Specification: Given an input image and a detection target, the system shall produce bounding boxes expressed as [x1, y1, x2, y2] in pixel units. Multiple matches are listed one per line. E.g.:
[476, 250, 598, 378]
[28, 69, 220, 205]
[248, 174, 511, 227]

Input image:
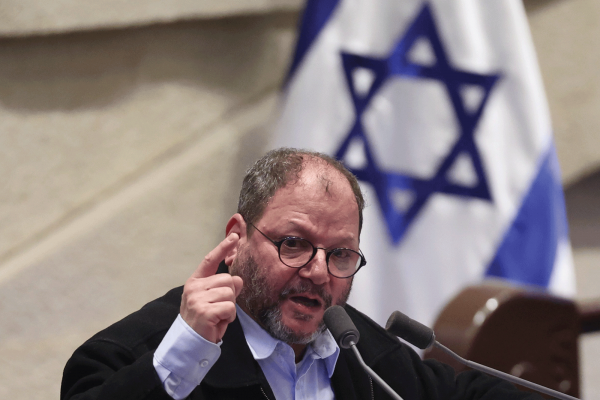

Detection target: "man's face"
[231, 163, 359, 343]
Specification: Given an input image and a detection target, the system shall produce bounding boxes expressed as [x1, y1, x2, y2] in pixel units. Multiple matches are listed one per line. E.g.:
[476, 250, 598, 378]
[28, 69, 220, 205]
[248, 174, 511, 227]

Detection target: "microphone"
[385, 310, 435, 350]
[323, 305, 360, 348]
[323, 306, 404, 400]
[385, 310, 579, 400]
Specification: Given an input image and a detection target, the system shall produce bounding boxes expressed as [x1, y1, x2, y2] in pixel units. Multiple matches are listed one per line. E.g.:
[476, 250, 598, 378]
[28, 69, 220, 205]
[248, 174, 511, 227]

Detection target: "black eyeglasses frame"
[247, 222, 366, 279]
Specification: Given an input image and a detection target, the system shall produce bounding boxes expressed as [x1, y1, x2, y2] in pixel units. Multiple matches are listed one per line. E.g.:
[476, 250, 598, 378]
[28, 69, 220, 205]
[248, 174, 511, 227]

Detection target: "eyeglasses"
[248, 222, 366, 279]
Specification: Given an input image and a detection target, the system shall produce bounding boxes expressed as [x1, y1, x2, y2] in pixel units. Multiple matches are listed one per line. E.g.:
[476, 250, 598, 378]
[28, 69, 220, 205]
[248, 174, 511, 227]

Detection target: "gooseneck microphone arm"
[432, 341, 578, 400]
[348, 344, 404, 400]
[385, 310, 579, 400]
[324, 306, 404, 400]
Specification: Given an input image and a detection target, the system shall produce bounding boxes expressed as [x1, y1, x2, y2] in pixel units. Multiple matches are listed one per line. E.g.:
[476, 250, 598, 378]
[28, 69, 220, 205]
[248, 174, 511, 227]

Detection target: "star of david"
[335, 3, 501, 245]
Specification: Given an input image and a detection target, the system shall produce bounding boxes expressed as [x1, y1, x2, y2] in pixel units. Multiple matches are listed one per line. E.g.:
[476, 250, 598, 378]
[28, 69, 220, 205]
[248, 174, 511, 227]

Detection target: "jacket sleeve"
[61, 339, 173, 400]
[61, 287, 184, 400]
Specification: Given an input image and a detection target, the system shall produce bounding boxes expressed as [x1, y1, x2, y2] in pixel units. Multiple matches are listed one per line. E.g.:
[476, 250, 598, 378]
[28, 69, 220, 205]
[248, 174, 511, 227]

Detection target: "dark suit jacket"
[61, 285, 542, 400]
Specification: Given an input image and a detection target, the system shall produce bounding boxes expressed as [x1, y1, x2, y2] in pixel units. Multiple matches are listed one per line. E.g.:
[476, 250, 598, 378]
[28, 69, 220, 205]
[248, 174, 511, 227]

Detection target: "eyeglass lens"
[279, 238, 361, 277]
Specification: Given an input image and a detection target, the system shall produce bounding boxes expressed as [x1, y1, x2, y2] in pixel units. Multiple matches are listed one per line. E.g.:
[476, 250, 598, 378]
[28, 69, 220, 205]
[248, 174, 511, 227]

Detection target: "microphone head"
[323, 305, 360, 349]
[385, 310, 435, 350]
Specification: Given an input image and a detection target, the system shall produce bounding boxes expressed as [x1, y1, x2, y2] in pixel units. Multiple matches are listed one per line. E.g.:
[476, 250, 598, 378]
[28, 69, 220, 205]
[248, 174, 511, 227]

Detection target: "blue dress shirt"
[153, 306, 340, 400]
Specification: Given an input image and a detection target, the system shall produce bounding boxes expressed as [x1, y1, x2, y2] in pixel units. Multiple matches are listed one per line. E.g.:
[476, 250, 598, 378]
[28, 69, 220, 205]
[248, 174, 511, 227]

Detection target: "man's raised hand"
[180, 233, 244, 343]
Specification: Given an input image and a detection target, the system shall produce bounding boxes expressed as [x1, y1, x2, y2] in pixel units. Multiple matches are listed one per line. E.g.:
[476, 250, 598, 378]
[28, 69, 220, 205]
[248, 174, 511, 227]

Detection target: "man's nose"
[298, 248, 330, 285]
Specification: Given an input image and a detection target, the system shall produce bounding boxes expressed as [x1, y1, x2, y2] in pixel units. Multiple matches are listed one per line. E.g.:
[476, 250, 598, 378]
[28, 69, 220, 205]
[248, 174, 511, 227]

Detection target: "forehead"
[281, 161, 352, 200]
[258, 162, 360, 235]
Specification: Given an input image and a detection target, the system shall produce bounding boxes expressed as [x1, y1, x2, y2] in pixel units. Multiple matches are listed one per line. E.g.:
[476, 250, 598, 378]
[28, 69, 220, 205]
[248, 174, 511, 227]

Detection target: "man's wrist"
[153, 314, 221, 399]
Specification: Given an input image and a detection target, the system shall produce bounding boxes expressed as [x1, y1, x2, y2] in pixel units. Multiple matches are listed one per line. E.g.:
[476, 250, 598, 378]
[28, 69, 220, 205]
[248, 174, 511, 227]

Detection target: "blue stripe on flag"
[485, 145, 569, 287]
[285, 0, 340, 84]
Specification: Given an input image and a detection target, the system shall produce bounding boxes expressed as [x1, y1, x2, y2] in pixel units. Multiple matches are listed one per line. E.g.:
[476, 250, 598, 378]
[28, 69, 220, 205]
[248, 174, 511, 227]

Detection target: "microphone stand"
[385, 309, 580, 400]
[348, 341, 404, 400]
[433, 342, 579, 400]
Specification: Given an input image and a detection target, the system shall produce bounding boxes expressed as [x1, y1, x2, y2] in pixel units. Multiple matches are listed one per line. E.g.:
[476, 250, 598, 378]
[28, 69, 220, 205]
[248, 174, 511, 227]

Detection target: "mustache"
[280, 280, 333, 309]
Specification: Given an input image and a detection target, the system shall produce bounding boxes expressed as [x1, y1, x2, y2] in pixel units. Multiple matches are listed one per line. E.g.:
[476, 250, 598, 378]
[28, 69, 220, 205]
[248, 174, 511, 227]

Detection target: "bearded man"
[61, 148, 541, 400]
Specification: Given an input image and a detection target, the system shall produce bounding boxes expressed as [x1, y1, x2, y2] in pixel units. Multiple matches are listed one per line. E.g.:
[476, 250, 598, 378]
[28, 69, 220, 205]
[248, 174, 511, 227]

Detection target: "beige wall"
[527, 3, 600, 396]
[0, 15, 297, 268]
[0, 10, 300, 399]
[0, 0, 302, 36]
[1, 1, 600, 399]
[527, 0, 600, 184]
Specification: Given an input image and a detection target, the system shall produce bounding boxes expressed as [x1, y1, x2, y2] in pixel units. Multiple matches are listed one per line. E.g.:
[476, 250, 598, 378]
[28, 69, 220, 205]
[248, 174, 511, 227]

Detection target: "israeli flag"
[270, 0, 575, 328]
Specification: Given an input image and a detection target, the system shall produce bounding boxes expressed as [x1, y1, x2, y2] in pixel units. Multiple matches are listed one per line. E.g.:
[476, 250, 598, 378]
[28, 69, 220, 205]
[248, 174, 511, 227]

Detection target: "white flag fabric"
[270, 0, 575, 328]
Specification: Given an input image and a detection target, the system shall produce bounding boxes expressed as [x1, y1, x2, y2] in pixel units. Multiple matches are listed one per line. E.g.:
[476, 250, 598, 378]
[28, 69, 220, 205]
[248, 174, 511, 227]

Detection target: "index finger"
[191, 233, 239, 279]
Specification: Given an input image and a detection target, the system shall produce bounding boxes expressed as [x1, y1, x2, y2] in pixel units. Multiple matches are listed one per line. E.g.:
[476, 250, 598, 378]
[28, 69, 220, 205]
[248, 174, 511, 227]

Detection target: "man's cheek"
[334, 281, 353, 306]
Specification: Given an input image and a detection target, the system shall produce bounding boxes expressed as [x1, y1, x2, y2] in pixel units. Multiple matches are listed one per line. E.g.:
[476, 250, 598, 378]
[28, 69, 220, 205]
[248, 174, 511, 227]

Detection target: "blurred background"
[0, 0, 599, 398]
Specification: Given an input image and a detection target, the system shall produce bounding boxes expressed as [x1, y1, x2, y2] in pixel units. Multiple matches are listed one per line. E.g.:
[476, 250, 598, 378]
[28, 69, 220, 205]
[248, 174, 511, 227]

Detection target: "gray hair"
[237, 148, 365, 234]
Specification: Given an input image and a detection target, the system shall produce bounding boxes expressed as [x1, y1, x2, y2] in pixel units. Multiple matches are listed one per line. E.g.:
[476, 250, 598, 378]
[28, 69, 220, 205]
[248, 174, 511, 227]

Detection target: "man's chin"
[260, 304, 326, 345]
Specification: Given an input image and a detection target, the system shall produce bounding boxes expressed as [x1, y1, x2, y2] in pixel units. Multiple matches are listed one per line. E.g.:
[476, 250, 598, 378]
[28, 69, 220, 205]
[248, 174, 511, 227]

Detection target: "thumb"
[232, 276, 244, 298]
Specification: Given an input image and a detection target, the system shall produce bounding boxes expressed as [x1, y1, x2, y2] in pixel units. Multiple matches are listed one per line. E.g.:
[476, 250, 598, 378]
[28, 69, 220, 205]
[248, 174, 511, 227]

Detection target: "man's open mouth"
[290, 296, 322, 308]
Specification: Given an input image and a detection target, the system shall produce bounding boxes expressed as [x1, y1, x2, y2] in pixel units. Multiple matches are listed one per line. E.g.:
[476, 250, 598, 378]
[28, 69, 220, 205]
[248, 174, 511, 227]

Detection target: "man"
[62, 148, 541, 400]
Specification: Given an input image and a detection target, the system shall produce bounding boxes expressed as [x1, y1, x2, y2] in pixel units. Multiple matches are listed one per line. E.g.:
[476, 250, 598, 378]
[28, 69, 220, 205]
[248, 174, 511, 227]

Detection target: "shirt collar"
[236, 305, 340, 378]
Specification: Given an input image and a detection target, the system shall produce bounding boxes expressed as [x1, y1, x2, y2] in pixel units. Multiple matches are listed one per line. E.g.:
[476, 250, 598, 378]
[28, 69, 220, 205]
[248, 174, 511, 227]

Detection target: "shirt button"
[200, 359, 209, 368]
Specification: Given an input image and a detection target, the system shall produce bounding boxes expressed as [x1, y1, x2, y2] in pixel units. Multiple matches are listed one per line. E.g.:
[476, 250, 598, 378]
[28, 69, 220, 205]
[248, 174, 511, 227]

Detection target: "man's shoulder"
[85, 286, 184, 352]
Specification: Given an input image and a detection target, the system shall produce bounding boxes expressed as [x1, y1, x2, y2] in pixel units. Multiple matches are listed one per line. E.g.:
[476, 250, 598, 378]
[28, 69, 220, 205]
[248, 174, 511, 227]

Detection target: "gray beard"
[232, 251, 351, 345]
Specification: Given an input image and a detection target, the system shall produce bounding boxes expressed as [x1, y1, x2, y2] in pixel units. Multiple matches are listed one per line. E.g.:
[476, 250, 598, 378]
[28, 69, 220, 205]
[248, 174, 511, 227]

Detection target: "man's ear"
[224, 213, 246, 266]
